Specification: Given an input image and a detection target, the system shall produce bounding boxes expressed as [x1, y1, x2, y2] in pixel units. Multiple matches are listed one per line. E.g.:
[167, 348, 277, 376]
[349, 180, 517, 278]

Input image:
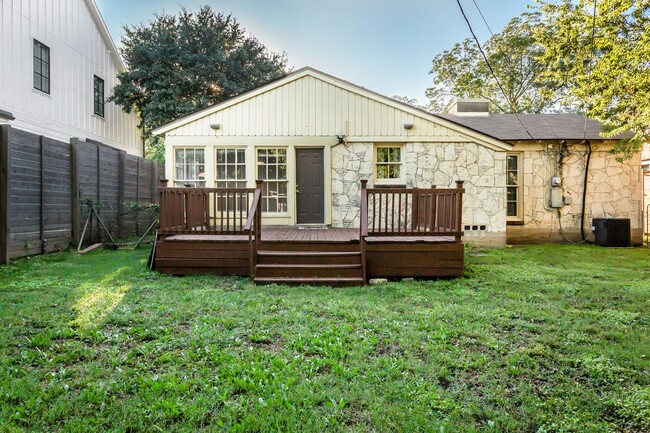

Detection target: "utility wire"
[454, 0, 536, 141]
[583, 0, 598, 140]
[471, 0, 494, 36]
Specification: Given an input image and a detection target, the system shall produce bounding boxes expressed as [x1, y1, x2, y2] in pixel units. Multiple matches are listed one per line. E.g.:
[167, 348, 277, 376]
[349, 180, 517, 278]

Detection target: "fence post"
[455, 180, 465, 241]
[150, 160, 158, 203]
[70, 138, 81, 247]
[95, 143, 101, 243]
[0, 125, 11, 264]
[117, 151, 126, 239]
[40, 136, 45, 254]
[135, 158, 141, 235]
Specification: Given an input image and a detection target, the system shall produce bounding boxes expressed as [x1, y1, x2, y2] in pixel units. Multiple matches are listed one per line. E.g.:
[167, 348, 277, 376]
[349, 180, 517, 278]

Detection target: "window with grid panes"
[216, 148, 246, 188]
[174, 148, 205, 187]
[506, 154, 521, 218]
[33, 40, 50, 94]
[216, 148, 247, 211]
[93, 76, 105, 117]
[375, 145, 403, 182]
[257, 148, 287, 213]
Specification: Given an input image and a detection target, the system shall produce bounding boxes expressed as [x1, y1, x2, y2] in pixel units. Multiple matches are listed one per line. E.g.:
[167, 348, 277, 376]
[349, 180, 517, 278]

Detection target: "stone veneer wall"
[331, 142, 507, 245]
[507, 141, 643, 244]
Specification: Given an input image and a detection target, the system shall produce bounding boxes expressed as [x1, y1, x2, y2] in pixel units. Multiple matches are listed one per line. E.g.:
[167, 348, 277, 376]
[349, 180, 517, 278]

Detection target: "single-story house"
[152, 67, 643, 246]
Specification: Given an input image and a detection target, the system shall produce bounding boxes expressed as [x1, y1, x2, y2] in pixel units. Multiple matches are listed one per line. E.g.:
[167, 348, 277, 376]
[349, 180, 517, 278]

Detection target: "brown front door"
[296, 148, 324, 224]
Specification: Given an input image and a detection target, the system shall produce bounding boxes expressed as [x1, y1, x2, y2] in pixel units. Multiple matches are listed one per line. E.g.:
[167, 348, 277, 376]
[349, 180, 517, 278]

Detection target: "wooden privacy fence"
[0, 125, 158, 263]
[360, 179, 465, 240]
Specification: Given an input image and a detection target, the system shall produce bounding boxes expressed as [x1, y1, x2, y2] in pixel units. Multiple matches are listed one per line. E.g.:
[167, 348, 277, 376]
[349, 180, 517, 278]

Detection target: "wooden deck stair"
[253, 242, 364, 287]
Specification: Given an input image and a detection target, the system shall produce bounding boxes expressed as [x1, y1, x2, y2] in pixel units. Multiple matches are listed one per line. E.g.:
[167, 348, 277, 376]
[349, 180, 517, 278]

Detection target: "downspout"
[580, 141, 592, 241]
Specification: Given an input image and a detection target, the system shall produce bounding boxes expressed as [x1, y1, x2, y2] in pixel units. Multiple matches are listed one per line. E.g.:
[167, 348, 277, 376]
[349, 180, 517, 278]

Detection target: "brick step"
[253, 277, 365, 287]
[255, 263, 362, 279]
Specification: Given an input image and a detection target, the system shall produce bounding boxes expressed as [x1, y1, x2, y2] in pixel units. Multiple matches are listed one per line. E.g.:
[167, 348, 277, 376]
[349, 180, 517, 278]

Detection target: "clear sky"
[96, 0, 532, 103]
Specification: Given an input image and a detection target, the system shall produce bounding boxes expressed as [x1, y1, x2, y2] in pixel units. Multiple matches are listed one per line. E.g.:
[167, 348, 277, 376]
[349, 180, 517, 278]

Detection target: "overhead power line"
[583, 0, 598, 140]
[454, 0, 536, 141]
[471, 0, 494, 36]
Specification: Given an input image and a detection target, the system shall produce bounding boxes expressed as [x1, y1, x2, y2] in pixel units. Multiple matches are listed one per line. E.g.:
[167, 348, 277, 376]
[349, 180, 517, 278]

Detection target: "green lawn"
[0, 245, 648, 432]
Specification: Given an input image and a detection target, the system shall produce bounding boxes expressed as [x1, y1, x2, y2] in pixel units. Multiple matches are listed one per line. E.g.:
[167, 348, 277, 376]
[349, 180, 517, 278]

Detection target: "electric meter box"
[550, 187, 564, 208]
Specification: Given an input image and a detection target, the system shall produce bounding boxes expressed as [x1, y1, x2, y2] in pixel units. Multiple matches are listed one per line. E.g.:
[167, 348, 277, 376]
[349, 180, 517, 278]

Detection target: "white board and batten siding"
[164, 73, 461, 140]
[0, 0, 141, 156]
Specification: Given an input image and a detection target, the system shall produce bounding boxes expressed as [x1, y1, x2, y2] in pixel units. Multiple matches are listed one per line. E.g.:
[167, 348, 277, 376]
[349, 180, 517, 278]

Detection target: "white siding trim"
[152, 67, 512, 151]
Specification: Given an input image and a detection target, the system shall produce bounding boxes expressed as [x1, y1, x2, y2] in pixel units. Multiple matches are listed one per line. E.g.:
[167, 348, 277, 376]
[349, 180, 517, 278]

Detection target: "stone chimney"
[448, 99, 490, 116]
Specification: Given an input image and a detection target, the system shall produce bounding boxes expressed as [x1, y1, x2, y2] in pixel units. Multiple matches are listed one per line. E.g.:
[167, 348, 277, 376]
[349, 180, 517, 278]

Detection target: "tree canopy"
[427, 14, 568, 114]
[110, 5, 287, 139]
[535, 0, 650, 157]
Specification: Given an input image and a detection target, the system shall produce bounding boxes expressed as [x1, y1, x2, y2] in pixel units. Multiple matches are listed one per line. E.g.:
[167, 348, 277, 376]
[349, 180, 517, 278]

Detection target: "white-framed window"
[174, 148, 205, 187]
[257, 148, 288, 213]
[375, 144, 403, 183]
[506, 153, 522, 220]
[216, 148, 246, 188]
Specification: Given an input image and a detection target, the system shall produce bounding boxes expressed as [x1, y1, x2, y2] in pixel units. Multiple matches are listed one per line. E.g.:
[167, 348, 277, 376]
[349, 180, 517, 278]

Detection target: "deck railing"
[159, 185, 260, 235]
[360, 179, 465, 241]
[158, 181, 263, 275]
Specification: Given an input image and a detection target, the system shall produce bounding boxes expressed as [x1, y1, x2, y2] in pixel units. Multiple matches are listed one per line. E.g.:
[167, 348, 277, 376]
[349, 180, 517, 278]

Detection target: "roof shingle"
[435, 113, 631, 141]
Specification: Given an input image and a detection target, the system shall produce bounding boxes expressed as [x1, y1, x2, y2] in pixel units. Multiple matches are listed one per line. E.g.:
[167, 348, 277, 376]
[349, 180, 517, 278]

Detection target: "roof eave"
[85, 0, 126, 71]
[152, 66, 512, 151]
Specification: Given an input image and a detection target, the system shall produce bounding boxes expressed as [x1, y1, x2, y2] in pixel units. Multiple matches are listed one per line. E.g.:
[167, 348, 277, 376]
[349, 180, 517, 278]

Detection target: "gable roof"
[84, 0, 126, 71]
[151, 67, 512, 151]
[436, 113, 633, 141]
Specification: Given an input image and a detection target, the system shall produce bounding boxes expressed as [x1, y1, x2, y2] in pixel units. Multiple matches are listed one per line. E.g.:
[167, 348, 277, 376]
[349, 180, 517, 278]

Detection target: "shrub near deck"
[0, 245, 648, 432]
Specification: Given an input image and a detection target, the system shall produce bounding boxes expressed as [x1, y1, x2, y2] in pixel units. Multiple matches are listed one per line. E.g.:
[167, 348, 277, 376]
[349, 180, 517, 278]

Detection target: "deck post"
[255, 179, 263, 237]
[360, 179, 368, 282]
[251, 179, 263, 277]
[455, 180, 465, 241]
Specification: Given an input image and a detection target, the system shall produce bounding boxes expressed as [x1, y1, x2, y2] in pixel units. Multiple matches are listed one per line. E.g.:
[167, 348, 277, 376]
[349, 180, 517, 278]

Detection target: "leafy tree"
[535, 0, 650, 157]
[392, 95, 432, 112]
[110, 5, 287, 146]
[427, 14, 569, 113]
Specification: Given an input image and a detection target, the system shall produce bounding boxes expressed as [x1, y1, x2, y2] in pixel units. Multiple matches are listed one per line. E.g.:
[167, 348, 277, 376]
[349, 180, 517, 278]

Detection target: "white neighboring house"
[0, 0, 141, 156]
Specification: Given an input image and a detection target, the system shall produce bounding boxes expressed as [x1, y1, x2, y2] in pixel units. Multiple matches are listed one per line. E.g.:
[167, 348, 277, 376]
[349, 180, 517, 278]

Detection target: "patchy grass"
[0, 245, 648, 432]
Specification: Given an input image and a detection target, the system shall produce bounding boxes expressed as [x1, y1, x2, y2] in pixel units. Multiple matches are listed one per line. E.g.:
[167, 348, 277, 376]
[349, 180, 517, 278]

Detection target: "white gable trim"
[152, 67, 512, 151]
[85, 0, 126, 71]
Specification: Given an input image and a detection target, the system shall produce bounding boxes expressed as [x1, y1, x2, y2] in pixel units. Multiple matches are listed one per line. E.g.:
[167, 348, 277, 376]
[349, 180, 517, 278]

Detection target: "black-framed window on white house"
[93, 76, 105, 117]
[33, 40, 50, 94]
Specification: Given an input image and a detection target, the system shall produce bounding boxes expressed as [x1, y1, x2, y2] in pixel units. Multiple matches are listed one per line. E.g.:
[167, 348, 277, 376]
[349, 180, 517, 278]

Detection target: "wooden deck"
[152, 181, 466, 285]
[154, 227, 463, 284]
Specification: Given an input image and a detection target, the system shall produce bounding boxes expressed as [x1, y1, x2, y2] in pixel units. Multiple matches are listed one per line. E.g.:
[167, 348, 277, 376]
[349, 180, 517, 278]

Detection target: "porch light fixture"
[210, 123, 221, 130]
[403, 122, 414, 130]
[336, 135, 345, 144]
